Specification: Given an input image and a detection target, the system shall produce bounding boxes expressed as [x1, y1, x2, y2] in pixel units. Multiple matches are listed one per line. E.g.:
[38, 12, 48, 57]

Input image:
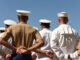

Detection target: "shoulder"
[0, 33, 5, 37]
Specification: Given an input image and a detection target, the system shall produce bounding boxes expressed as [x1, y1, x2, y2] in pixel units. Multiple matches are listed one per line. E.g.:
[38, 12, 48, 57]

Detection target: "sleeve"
[70, 51, 78, 59]
[34, 30, 43, 42]
[1, 26, 12, 41]
[76, 39, 80, 50]
[70, 33, 80, 59]
[50, 30, 68, 60]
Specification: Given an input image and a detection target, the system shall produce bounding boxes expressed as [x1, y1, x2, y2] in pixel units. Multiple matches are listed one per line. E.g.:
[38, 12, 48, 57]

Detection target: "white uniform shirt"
[37, 28, 53, 60]
[50, 24, 79, 60]
[0, 33, 12, 60]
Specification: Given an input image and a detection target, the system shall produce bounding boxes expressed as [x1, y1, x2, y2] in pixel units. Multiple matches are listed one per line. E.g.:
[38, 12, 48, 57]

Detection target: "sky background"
[0, 0, 80, 34]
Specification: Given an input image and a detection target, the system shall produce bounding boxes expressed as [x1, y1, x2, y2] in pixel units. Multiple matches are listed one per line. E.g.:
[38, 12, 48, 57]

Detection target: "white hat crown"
[40, 19, 51, 23]
[0, 27, 5, 30]
[4, 20, 17, 25]
[58, 12, 69, 17]
[16, 10, 31, 16]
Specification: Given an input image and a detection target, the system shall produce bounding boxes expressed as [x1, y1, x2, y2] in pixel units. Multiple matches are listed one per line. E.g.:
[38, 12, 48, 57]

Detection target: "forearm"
[0, 39, 16, 51]
[34, 49, 46, 54]
[27, 40, 44, 52]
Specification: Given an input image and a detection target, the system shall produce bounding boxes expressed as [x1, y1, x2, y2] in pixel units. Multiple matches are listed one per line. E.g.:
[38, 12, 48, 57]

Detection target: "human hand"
[16, 46, 27, 54]
[77, 50, 80, 56]
[68, 55, 72, 60]
[32, 54, 37, 60]
[45, 51, 54, 58]
[6, 53, 11, 60]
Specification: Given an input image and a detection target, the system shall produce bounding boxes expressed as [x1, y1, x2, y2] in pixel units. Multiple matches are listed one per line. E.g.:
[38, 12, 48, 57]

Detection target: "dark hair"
[5, 24, 10, 27]
[41, 23, 50, 28]
[18, 15, 28, 22]
[59, 17, 68, 24]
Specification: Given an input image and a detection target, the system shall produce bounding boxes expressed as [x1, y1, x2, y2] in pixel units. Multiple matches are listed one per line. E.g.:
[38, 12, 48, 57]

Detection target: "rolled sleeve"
[34, 30, 42, 42]
[2, 26, 12, 41]
[70, 51, 79, 59]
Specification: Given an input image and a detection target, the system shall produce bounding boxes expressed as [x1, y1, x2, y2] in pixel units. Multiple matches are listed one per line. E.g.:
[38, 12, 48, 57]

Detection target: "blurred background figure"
[0, 27, 5, 34]
[0, 19, 17, 60]
[32, 19, 54, 60]
[50, 12, 80, 60]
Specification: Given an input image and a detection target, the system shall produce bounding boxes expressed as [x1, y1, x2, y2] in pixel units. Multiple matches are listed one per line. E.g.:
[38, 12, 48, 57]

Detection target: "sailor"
[32, 19, 54, 60]
[50, 12, 80, 60]
[0, 27, 5, 33]
[0, 20, 17, 60]
[0, 10, 44, 60]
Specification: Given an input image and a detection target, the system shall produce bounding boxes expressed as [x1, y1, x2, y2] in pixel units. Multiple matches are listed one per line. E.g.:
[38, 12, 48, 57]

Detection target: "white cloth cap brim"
[16, 10, 31, 16]
[4, 20, 17, 25]
[58, 12, 69, 17]
[40, 19, 51, 23]
[0, 27, 5, 30]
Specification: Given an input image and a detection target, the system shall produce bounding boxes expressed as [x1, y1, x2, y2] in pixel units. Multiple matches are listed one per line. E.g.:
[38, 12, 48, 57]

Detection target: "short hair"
[18, 15, 28, 21]
[5, 24, 10, 27]
[41, 23, 50, 28]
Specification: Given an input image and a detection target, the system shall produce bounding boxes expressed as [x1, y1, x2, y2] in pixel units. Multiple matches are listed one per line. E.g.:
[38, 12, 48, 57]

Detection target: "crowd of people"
[0, 10, 80, 60]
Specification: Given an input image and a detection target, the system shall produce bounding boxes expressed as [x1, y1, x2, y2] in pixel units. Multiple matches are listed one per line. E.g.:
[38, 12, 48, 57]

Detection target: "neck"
[19, 20, 27, 24]
[41, 27, 48, 30]
[59, 22, 67, 25]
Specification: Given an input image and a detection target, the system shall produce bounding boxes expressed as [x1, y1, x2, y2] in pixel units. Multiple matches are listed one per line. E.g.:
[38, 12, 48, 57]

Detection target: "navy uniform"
[50, 12, 80, 60]
[0, 20, 17, 60]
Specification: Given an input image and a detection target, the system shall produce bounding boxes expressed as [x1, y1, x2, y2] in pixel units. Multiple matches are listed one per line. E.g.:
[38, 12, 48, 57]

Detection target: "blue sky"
[0, 0, 80, 34]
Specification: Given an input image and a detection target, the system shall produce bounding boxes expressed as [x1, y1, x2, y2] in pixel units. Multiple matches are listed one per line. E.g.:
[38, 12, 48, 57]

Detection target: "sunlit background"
[0, 0, 80, 35]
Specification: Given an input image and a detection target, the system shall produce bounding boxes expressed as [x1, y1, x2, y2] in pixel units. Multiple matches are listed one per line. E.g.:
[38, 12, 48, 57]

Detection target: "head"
[5, 25, 11, 30]
[4, 20, 17, 30]
[58, 17, 68, 24]
[41, 23, 50, 30]
[18, 15, 28, 23]
[40, 19, 51, 30]
[16, 10, 31, 23]
[58, 12, 69, 25]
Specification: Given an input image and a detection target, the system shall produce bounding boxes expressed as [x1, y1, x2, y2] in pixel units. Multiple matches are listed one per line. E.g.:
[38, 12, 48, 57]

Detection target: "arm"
[70, 33, 80, 59]
[0, 38, 16, 51]
[0, 27, 16, 51]
[17, 30, 44, 53]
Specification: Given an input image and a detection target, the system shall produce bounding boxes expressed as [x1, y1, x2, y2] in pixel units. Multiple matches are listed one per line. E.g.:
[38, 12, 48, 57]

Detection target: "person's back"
[7, 22, 40, 48]
[0, 10, 43, 60]
[39, 28, 52, 50]
[35, 19, 54, 60]
[50, 12, 80, 60]
[53, 24, 79, 54]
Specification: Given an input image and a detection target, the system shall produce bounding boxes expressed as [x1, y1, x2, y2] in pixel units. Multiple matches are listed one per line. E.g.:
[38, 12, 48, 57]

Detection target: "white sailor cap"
[58, 12, 69, 17]
[33, 27, 38, 30]
[0, 27, 5, 30]
[4, 20, 17, 26]
[39, 19, 51, 23]
[16, 10, 31, 16]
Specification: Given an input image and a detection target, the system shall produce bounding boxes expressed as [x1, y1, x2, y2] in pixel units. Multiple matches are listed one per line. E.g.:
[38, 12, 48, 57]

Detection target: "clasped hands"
[16, 46, 28, 54]
[45, 50, 54, 58]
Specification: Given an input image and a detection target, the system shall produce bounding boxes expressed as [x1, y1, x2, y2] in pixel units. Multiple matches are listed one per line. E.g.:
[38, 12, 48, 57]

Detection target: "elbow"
[0, 38, 3, 43]
[40, 39, 44, 46]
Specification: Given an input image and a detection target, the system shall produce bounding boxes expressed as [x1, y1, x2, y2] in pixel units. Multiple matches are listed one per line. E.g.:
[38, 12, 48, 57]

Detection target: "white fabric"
[4, 20, 17, 25]
[36, 57, 53, 60]
[16, 10, 31, 16]
[58, 12, 69, 17]
[0, 33, 12, 60]
[37, 28, 53, 60]
[50, 24, 79, 60]
[40, 19, 51, 23]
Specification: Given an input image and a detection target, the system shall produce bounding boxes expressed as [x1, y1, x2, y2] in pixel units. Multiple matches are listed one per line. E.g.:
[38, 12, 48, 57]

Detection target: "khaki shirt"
[2, 22, 42, 48]
[76, 40, 80, 50]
